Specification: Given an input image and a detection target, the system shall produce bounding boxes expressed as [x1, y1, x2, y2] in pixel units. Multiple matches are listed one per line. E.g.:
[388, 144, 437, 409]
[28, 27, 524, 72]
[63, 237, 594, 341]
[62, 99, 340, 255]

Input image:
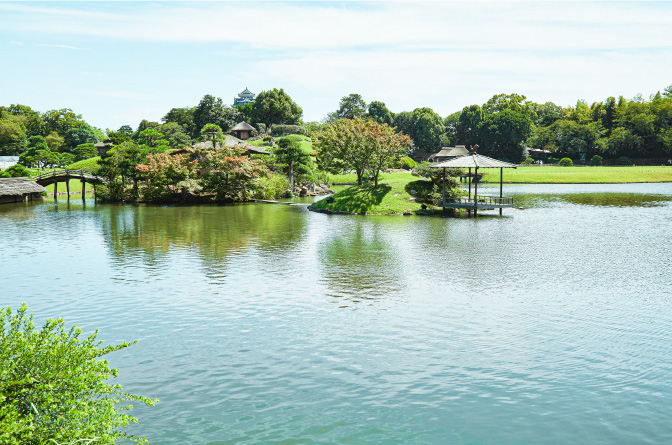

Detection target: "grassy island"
[310, 172, 438, 215]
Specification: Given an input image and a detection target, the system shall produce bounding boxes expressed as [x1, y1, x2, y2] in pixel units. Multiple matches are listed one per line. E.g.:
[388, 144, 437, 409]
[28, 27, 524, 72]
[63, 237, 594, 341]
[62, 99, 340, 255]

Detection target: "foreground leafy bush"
[559, 157, 573, 167]
[590, 155, 603, 166]
[399, 156, 417, 170]
[252, 174, 290, 199]
[0, 305, 156, 444]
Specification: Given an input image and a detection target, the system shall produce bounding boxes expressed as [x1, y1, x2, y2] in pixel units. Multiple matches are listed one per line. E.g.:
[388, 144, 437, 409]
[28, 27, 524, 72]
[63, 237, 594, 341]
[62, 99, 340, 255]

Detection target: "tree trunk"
[357, 170, 363, 185]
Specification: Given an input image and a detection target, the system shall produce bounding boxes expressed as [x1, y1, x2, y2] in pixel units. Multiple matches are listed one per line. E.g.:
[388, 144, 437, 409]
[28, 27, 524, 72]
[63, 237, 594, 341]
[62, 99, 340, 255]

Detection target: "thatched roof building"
[231, 121, 256, 140]
[429, 145, 469, 163]
[0, 177, 47, 204]
[95, 141, 113, 156]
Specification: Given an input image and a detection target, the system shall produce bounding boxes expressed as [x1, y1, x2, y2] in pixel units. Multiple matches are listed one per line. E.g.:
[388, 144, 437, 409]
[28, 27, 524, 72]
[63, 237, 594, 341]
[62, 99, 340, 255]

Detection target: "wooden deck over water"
[438, 195, 514, 210]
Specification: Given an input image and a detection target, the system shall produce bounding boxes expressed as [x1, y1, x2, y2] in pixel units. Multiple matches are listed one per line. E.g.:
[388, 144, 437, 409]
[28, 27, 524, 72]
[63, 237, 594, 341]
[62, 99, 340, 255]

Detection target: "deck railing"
[443, 195, 514, 206]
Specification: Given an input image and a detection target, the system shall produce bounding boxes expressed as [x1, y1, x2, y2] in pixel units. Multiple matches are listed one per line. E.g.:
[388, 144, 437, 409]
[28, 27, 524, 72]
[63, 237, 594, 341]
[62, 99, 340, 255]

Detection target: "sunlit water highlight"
[1, 183, 671, 444]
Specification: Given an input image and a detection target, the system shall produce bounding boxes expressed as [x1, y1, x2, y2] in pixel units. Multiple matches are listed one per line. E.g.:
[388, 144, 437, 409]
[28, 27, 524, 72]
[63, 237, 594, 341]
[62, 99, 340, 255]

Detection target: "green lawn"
[44, 179, 95, 195]
[67, 156, 102, 172]
[481, 166, 672, 183]
[312, 172, 431, 214]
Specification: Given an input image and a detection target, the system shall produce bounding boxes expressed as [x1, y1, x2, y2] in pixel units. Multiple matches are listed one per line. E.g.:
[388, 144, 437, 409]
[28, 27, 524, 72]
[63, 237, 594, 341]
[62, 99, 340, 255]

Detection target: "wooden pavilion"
[0, 177, 47, 204]
[231, 121, 256, 140]
[430, 146, 518, 216]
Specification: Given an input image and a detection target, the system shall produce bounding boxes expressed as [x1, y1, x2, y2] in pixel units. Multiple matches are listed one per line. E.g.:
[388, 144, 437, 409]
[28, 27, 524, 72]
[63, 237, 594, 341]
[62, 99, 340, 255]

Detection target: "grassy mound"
[67, 156, 101, 173]
[311, 172, 433, 214]
[249, 134, 313, 154]
[482, 166, 672, 183]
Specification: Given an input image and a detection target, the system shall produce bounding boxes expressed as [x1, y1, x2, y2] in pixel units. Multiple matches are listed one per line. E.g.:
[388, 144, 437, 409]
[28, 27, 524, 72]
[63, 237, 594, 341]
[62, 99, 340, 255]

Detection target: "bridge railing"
[33, 169, 106, 184]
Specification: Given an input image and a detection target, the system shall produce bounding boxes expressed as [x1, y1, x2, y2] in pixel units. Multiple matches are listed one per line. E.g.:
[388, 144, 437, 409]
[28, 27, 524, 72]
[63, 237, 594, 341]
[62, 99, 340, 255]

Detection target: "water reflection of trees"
[97, 204, 307, 273]
[317, 222, 405, 306]
[554, 192, 672, 207]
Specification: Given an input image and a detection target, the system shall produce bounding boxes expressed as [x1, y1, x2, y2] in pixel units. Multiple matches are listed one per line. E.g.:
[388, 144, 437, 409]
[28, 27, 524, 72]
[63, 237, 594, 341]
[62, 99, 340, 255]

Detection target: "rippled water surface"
[2, 183, 672, 444]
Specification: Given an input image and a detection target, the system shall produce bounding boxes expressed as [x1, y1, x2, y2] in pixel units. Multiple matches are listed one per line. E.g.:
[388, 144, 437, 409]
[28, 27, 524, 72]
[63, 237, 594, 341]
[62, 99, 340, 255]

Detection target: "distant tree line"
[3, 85, 671, 169]
[322, 86, 672, 162]
[0, 87, 304, 168]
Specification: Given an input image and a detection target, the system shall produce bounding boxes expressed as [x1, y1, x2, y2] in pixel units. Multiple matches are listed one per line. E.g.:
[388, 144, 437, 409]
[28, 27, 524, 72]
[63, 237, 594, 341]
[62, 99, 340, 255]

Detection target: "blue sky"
[1, 1, 671, 131]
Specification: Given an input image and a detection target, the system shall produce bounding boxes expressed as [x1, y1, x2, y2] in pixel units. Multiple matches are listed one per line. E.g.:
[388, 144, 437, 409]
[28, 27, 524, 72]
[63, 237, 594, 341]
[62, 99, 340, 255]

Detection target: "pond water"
[1, 183, 672, 444]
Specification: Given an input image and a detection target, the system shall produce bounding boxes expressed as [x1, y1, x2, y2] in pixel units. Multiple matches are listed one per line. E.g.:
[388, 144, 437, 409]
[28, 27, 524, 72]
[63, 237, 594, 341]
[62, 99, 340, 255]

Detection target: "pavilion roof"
[232, 121, 255, 131]
[434, 145, 469, 158]
[431, 153, 518, 169]
[0, 177, 47, 197]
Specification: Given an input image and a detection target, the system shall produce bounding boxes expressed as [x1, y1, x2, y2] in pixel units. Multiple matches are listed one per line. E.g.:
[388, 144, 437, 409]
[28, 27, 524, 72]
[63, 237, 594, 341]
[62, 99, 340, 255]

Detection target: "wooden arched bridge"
[33, 169, 106, 200]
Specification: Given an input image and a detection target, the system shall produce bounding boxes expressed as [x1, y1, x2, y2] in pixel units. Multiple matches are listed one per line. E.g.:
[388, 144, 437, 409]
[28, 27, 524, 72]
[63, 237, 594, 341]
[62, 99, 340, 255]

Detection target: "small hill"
[67, 157, 101, 173]
[310, 172, 433, 215]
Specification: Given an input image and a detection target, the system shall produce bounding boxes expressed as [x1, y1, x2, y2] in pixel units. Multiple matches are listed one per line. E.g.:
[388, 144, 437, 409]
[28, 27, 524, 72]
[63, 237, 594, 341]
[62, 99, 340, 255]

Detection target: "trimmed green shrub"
[2, 164, 31, 177]
[539, 157, 560, 164]
[559, 157, 573, 167]
[617, 156, 632, 165]
[271, 125, 305, 136]
[399, 156, 417, 170]
[590, 155, 603, 166]
[521, 157, 534, 165]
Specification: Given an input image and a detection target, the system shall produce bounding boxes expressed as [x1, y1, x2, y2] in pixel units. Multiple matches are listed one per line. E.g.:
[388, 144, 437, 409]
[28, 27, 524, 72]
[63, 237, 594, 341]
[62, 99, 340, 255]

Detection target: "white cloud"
[255, 46, 672, 120]
[0, 2, 670, 52]
[1, 1, 671, 127]
[34, 43, 86, 50]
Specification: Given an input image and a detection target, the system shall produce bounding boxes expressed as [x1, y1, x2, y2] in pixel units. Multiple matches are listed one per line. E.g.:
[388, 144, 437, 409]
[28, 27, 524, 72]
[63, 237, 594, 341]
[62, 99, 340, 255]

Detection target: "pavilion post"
[468, 168, 472, 199]
[81, 179, 86, 201]
[442, 167, 446, 206]
[54, 181, 58, 199]
[500, 167, 503, 216]
[66, 180, 70, 200]
[474, 167, 478, 217]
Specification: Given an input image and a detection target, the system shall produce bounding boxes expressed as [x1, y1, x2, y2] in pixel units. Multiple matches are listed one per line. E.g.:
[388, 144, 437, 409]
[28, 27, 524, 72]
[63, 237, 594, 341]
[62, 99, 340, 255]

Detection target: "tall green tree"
[367, 101, 394, 126]
[158, 122, 192, 149]
[456, 104, 483, 148]
[0, 115, 27, 156]
[200, 123, 225, 149]
[332, 94, 367, 120]
[73, 142, 97, 161]
[106, 125, 133, 145]
[162, 106, 196, 136]
[252, 88, 303, 128]
[275, 137, 312, 190]
[193, 95, 241, 136]
[315, 118, 410, 186]
[478, 109, 533, 161]
[138, 128, 169, 153]
[409, 107, 444, 155]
